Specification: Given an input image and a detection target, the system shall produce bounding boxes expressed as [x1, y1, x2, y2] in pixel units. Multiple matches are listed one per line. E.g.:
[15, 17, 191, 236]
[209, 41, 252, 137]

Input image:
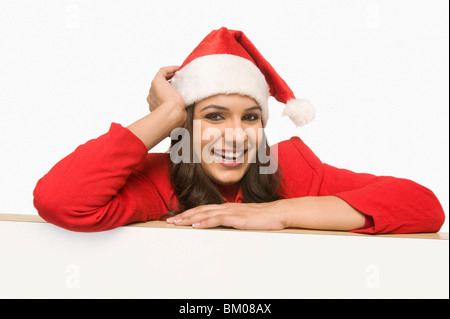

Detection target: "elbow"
[400, 180, 446, 233]
[33, 179, 74, 231]
[350, 178, 446, 234]
[415, 181, 446, 232]
[33, 178, 57, 224]
[33, 179, 106, 232]
[397, 180, 446, 233]
[431, 206, 446, 232]
[425, 190, 446, 232]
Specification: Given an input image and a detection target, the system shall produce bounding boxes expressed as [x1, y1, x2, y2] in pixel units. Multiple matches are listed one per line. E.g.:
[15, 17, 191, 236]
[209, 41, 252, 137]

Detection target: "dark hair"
[162, 103, 284, 218]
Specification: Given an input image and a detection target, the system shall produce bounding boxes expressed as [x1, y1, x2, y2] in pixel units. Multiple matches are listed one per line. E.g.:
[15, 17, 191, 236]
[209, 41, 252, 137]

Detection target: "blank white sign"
[0, 220, 448, 298]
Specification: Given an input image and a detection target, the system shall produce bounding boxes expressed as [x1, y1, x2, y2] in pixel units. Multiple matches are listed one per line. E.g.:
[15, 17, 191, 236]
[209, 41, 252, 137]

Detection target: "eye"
[204, 113, 224, 121]
[242, 114, 260, 121]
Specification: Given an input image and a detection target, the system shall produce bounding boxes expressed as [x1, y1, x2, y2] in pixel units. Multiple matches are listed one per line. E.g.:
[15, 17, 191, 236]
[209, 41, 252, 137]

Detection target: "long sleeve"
[276, 137, 446, 234]
[320, 164, 445, 234]
[33, 123, 172, 232]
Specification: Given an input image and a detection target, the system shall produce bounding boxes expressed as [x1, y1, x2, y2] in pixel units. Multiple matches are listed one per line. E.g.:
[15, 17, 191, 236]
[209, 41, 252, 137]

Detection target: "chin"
[205, 164, 248, 185]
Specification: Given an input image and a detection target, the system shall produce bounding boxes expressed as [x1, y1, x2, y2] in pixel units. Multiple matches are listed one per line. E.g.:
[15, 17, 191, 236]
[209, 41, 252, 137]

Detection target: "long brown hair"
[163, 104, 284, 218]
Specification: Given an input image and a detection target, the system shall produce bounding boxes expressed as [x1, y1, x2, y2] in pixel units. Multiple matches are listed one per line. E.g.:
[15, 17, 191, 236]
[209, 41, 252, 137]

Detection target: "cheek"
[193, 121, 223, 163]
[245, 126, 263, 162]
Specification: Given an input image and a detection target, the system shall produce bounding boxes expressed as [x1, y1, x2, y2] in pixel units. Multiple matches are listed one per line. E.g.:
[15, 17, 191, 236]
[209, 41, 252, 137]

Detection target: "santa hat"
[171, 27, 314, 127]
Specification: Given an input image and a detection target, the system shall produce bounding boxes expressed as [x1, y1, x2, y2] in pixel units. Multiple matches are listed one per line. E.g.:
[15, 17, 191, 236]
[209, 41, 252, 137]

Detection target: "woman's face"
[193, 93, 263, 185]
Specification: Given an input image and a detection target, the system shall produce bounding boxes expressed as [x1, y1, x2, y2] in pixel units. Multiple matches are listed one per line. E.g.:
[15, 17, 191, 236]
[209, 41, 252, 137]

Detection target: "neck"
[215, 182, 240, 197]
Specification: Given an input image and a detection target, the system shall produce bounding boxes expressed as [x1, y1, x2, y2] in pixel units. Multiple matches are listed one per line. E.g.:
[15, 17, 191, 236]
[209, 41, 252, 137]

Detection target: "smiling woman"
[193, 95, 264, 182]
[167, 93, 283, 219]
[32, 27, 445, 233]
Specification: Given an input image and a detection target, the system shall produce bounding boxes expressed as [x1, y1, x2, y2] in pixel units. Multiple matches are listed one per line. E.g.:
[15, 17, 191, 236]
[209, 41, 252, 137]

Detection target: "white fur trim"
[282, 99, 315, 127]
[171, 54, 270, 125]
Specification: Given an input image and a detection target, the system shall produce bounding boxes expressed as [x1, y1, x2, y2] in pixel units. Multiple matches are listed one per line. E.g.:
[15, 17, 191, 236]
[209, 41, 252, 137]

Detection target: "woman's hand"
[147, 66, 185, 113]
[166, 201, 286, 230]
[127, 66, 187, 150]
[166, 196, 367, 231]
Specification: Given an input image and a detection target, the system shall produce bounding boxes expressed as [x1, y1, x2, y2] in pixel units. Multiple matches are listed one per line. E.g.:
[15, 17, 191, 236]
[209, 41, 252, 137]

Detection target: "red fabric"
[33, 123, 445, 233]
[177, 27, 296, 103]
[179, 28, 255, 69]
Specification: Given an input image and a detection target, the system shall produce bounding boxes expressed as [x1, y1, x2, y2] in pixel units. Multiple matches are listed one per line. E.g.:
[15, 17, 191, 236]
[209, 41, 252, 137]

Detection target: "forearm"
[280, 196, 366, 231]
[127, 102, 186, 150]
[33, 123, 149, 227]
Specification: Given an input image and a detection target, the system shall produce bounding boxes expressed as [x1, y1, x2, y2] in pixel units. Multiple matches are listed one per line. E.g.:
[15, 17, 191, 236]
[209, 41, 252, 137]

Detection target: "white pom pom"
[282, 98, 315, 127]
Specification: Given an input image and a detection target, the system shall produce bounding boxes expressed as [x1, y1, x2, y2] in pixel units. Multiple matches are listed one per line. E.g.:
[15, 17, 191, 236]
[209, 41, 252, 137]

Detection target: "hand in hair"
[147, 65, 185, 112]
[127, 66, 187, 150]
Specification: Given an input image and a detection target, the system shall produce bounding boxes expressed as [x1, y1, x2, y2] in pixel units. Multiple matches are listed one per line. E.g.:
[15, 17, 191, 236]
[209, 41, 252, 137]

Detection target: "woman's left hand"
[166, 201, 286, 230]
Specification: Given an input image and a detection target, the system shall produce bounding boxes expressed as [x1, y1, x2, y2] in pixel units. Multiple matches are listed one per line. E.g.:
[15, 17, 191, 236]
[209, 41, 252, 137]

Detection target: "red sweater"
[33, 123, 445, 233]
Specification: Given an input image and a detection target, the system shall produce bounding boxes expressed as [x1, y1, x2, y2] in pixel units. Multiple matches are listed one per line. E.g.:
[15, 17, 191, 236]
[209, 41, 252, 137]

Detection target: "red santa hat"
[171, 27, 314, 127]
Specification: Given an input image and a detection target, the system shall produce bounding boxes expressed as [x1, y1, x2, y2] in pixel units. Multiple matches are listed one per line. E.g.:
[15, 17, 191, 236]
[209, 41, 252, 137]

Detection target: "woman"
[33, 27, 445, 233]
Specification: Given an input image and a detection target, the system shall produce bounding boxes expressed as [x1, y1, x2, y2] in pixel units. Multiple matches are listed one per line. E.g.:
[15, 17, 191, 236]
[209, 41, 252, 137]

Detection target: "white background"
[0, 0, 448, 232]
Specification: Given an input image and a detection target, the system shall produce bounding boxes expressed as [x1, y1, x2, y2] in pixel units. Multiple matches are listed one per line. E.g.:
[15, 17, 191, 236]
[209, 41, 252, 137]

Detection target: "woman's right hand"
[127, 66, 187, 150]
[147, 66, 185, 111]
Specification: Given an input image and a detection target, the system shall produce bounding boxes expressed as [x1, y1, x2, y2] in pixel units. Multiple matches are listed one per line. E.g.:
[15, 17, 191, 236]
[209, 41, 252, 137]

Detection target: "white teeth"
[213, 150, 245, 161]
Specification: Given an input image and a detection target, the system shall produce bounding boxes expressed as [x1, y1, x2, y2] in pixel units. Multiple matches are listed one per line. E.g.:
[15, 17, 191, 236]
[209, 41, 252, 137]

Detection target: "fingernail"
[166, 217, 174, 223]
[192, 222, 200, 228]
[174, 218, 182, 224]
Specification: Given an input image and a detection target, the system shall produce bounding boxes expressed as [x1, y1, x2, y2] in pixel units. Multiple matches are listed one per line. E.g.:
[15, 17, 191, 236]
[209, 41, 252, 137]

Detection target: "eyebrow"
[200, 105, 262, 112]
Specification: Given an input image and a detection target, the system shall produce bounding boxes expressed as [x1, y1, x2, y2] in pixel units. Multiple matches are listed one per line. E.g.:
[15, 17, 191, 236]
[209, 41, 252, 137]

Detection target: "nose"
[223, 119, 247, 149]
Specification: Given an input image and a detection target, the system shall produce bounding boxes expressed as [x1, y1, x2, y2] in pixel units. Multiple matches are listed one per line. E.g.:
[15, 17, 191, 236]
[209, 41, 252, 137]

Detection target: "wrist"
[159, 101, 187, 130]
[127, 102, 186, 151]
[276, 197, 302, 229]
[268, 199, 295, 229]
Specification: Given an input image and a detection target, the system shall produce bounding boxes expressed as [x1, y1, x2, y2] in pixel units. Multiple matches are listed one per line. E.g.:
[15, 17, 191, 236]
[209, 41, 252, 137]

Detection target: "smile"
[211, 149, 247, 167]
